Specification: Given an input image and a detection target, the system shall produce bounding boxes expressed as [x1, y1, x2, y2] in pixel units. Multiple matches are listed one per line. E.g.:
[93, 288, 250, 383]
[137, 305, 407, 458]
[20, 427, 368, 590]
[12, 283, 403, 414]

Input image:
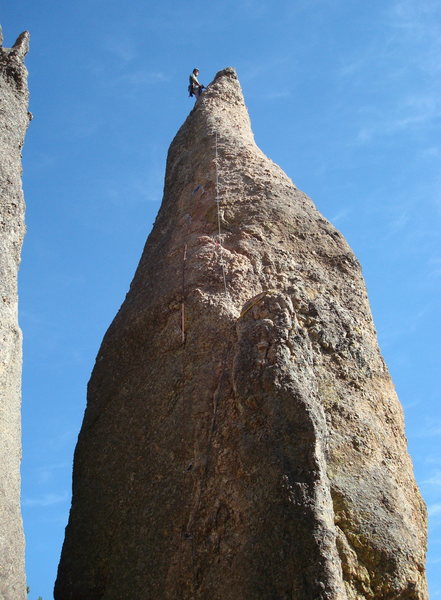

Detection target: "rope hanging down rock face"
[215, 131, 228, 297]
[180, 131, 229, 344]
[181, 243, 187, 344]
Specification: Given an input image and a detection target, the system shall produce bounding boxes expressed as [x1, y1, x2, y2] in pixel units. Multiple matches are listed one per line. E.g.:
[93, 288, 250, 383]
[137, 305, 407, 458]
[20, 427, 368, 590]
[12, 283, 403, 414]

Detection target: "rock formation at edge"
[56, 68, 427, 600]
[0, 27, 30, 600]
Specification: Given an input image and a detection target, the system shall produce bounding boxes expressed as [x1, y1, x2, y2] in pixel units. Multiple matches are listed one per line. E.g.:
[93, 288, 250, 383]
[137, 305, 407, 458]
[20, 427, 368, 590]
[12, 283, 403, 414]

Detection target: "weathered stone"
[56, 68, 427, 599]
[0, 27, 30, 600]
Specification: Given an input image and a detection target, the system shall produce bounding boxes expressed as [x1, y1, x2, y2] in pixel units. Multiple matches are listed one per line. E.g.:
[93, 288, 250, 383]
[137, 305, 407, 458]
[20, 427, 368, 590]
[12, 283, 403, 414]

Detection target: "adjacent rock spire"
[55, 68, 427, 599]
[0, 29, 30, 600]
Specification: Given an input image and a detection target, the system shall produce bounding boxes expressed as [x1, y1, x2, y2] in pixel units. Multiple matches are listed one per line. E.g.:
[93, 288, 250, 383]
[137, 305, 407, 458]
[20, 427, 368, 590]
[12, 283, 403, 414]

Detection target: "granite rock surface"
[0, 27, 30, 600]
[56, 68, 427, 600]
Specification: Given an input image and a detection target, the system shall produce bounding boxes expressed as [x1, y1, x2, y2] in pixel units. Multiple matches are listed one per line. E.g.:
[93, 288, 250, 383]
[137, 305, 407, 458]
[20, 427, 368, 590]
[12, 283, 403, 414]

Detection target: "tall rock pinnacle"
[0, 28, 30, 600]
[56, 68, 427, 599]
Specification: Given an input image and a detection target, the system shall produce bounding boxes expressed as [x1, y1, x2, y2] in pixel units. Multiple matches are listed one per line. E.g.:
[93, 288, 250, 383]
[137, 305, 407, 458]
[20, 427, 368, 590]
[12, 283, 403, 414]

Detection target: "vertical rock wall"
[0, 28, 30, 600]
[56, 68, 427, 599]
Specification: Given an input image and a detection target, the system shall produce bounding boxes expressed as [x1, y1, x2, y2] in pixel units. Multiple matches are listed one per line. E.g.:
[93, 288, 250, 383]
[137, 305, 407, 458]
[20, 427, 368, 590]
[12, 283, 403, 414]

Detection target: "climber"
[188, 68, 205, 100]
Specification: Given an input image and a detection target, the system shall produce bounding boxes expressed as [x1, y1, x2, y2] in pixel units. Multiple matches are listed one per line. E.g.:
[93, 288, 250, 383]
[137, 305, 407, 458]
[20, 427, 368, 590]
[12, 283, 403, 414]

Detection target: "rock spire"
[56, 68, 427, 599]
[0, 27, 30, 600]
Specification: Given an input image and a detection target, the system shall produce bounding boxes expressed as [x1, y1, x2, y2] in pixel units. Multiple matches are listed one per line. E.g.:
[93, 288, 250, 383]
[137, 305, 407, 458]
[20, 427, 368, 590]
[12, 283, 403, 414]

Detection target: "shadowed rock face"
[0, 28, 30, 600]
[56, 68, 427, 600]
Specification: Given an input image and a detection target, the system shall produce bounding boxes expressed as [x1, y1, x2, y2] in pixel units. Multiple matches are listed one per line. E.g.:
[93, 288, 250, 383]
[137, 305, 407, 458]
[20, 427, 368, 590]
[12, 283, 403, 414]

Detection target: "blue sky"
[3, 0, 441, 597]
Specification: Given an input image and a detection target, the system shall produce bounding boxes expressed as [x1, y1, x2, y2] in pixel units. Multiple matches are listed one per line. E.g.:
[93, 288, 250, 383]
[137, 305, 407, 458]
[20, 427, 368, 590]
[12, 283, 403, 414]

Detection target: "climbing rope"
[181, 243, 187, 344]
[180, 132, 227, 345]
[215, 132, 228, 296]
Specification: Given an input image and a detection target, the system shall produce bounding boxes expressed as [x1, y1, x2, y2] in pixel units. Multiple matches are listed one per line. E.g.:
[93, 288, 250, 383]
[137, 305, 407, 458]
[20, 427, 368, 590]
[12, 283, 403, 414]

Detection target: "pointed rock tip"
[213, 67, 238, 82]
[12, 31, 30, 58]
[0, 27, 30, 54]
[188, 66, 253, 145]
[202, 66, 244, 105]
[0, 28, 30, 57]
[208, 67, 241, 95]
[172, 66, 251, 157]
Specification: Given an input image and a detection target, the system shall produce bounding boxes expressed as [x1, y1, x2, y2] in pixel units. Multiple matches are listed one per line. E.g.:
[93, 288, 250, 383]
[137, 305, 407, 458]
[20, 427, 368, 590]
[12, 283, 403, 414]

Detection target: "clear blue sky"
[3, 1, 441, 598]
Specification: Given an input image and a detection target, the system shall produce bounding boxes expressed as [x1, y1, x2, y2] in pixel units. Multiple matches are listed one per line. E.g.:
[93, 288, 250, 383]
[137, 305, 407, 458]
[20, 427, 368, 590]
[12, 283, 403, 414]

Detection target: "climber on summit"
[188, 68, 204, 100]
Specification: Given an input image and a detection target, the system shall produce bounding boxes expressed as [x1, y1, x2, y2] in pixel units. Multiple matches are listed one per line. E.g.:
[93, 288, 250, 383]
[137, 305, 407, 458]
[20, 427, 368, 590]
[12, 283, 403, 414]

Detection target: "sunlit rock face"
[0, 28, 30, 600]
[55, 68, 427, 600]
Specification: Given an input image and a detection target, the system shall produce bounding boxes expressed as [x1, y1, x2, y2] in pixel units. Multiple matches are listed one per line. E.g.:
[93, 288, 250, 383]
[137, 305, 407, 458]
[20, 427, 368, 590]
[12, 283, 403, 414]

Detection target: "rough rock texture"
[56, 68, 427, 599]
[0, 27, 30, 600]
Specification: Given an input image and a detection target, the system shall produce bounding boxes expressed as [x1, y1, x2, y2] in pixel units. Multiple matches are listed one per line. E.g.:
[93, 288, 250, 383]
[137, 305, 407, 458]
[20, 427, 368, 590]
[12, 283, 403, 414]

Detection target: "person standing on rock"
[188, 68, 204, 100]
